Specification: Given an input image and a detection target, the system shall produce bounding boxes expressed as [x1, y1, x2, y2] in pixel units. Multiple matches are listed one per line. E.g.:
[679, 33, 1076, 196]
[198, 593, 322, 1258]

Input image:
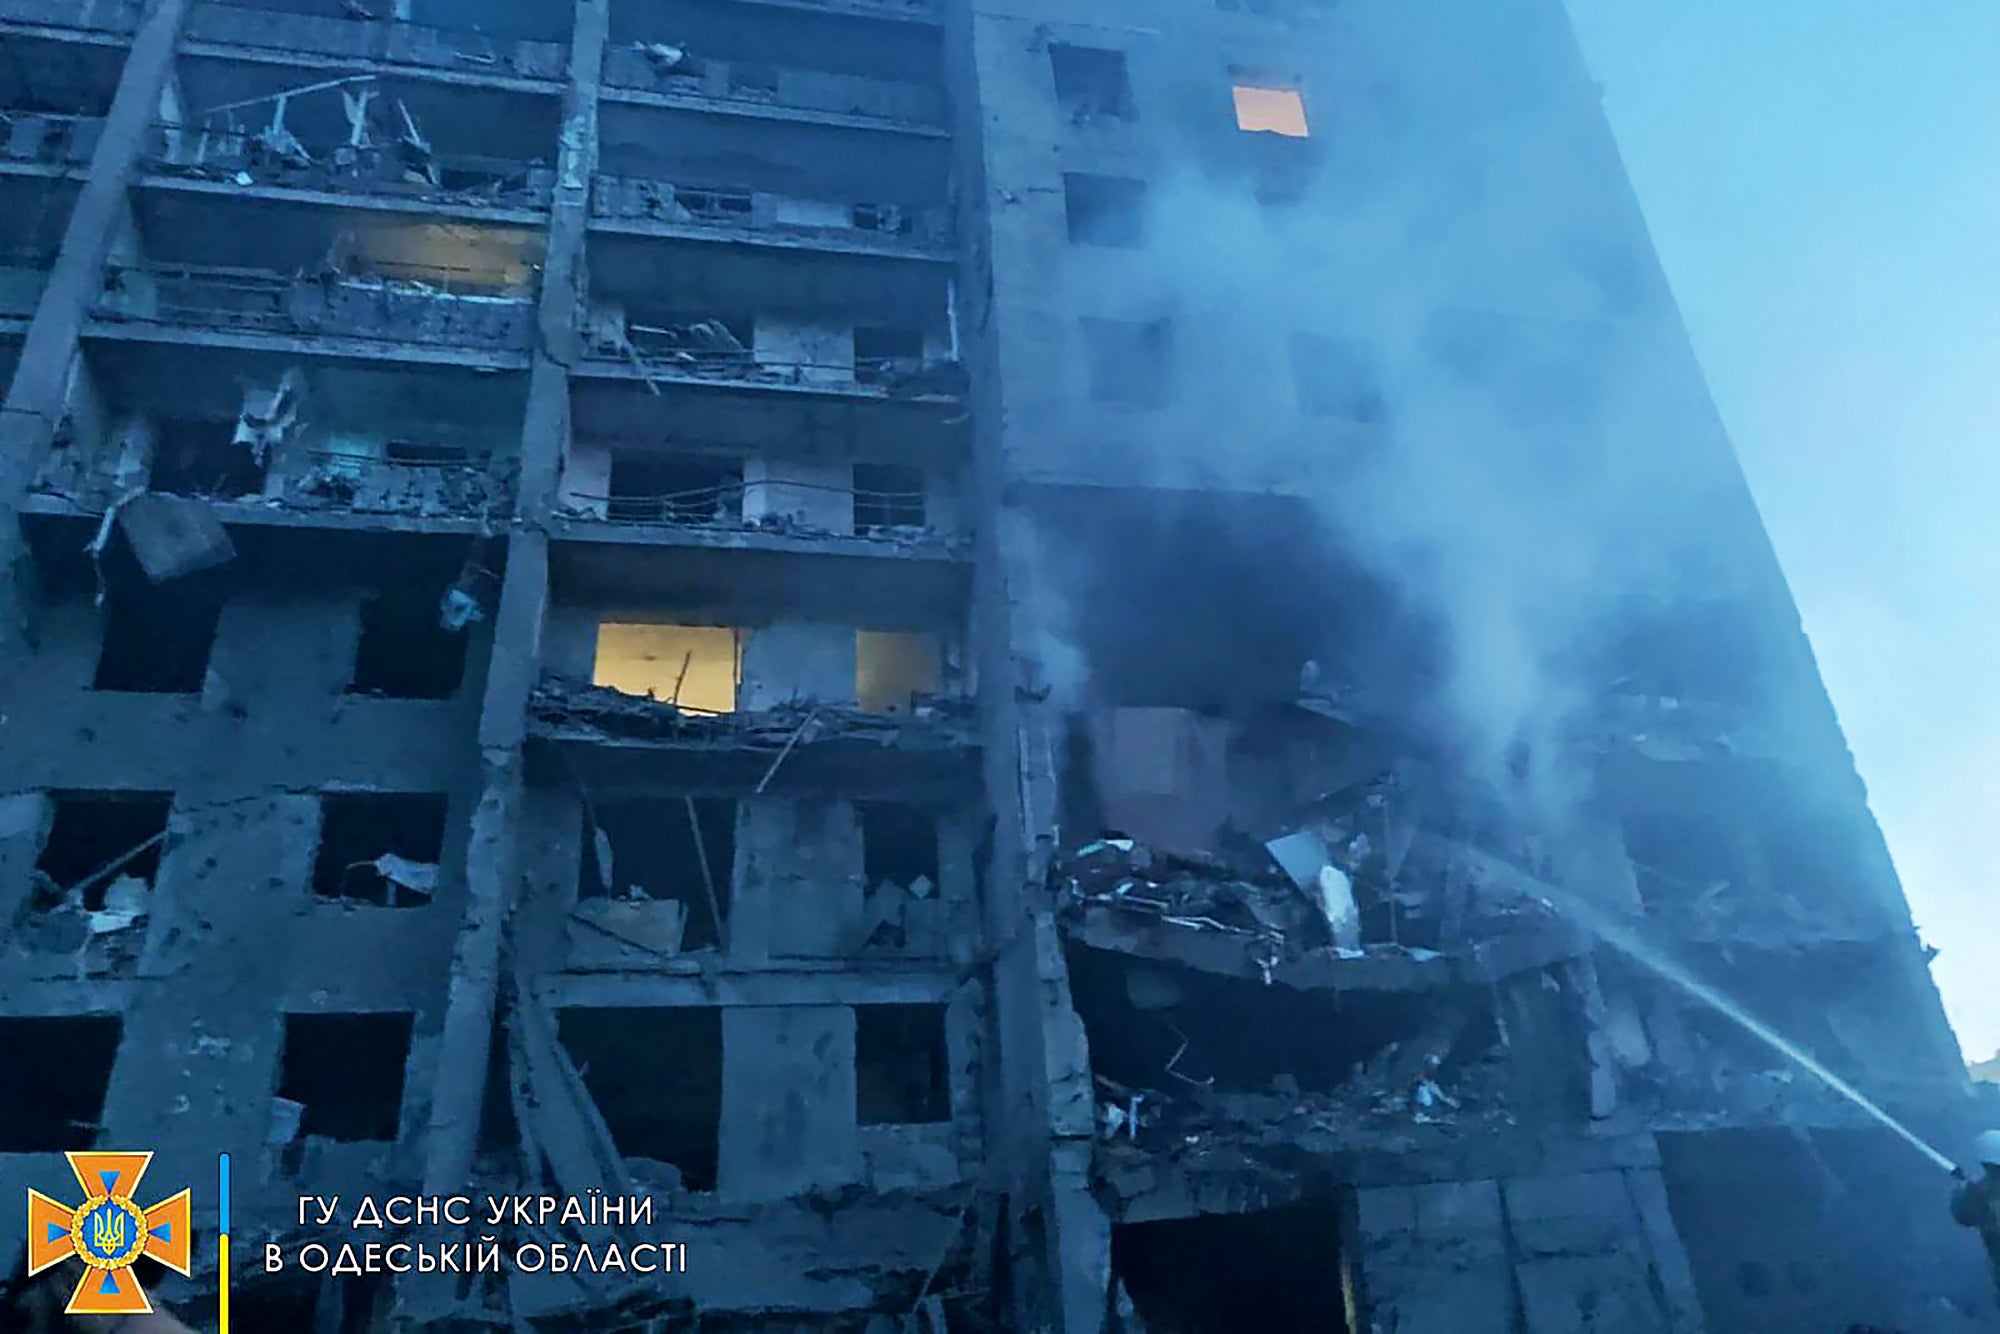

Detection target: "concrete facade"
[0, 0, 1991, 1330]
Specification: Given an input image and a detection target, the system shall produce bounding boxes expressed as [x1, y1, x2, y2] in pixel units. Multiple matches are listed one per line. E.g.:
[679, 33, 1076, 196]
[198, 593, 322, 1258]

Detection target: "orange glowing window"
[1232, 84, 1308, 137]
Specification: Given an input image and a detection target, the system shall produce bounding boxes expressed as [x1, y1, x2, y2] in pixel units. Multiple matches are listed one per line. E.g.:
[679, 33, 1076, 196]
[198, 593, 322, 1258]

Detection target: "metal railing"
[142, 119, 556, 209]
[600, 45, 945, 127]
[96, 262, 535, 350]
[571, 473, 934, 536]
[590, 172, 950, 248]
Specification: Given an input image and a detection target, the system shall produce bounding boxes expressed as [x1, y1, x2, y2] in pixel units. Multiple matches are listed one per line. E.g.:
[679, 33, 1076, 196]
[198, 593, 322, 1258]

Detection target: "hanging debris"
[232, 368, 305, 462]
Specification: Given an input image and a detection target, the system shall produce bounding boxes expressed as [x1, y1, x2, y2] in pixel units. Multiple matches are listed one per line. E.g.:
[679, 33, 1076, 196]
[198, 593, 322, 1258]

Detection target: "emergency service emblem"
[26, 1151, 192, 1315]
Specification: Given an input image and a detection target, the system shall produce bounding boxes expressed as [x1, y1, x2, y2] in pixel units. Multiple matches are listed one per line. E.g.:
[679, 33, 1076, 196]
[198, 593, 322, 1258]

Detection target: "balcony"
[30, 356, 523, 528]
[554, 447, 967, 564]
[527, 674, 979, 796]
[183, 2, 567, 85]
[142, 120, 554, 214]
[600, 45, 944, 132]
[580, 311, 963, 400]
[93, 261, 536, 362]
[590, 172, 949, 258]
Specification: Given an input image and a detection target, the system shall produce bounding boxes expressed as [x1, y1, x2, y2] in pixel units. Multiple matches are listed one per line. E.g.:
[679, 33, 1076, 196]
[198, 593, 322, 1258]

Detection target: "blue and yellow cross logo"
[26, 1151, 191, 1316]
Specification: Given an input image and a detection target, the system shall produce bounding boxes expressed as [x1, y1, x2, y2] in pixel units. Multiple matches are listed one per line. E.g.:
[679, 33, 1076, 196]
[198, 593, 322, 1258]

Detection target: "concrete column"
[0, 0, 190, 653]
[518, 0, 606, 521]
[417, 0, 605, 1202]
[1, 0, 189, 482]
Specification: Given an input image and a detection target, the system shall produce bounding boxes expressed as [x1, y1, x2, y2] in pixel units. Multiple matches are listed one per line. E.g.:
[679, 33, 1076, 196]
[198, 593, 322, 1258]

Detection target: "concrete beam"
[541, 967, 960, 1010]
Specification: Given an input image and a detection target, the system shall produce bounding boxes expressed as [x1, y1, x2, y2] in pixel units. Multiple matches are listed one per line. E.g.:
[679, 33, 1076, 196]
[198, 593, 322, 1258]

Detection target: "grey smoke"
[1033, 0, 1749, 824]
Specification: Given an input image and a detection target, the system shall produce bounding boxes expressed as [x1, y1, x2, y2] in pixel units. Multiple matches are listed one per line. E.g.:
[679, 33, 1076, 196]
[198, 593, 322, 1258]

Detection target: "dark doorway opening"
[558, 1006, 721, 1191]
[92, 542, 226, 694]
[150, 417, 267, 499]
[349, 585, 468, 699]
[579, 798, 735, 951]
[1114, 1202, 1349, 1334]
[311, 793, 449, 906]
[0, 1015, 121, 1150]
[279, 1012, 413, 1143]
[855, 1003, 950, 1125]
[35, 791, 173, 910]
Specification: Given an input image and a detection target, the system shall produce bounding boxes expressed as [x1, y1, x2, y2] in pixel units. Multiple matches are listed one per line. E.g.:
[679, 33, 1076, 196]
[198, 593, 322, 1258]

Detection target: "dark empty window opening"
[608, 453, 744, 525]
[860, 802, 940, 890]
[1050, 44, 1135, 122]
[1083, 318, 1173, 407]
[853, 326, 925, 386]
[149, 417, 267, 500]
[1114, 1204, 1349, 1334]
[578, 798, 735, 952]
[0, 1016, 120, 1151]
[855, 1003, 950, 1125]
[1621, 810, 1744, 916]
[1291, 333, 1386, 422]
[349, 586, 468, 700]
[384, 440, 471, 466]
[1761, 810, 1874, 918]
[92, 544, 226, 695]
[279, 1012, 412, 1143]
[558, 1006, 721, 1192]
[852, 463, 927, 531]
[34, 791, 173, 912]
[1064, 173, 1147, 247]
[1601, 600, 1774, 708]
[312, 793, 449, 907]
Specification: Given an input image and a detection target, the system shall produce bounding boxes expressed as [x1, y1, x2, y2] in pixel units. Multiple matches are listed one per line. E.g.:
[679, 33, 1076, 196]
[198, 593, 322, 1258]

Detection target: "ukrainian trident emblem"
[26, 1152, 191, 1315]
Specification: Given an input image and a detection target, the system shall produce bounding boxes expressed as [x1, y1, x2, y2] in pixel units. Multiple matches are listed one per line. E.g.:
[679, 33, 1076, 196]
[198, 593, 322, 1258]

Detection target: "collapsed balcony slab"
[525, 676, 979, 797]
[1061, 902, 1583, 993]
[1053, 836, 1584, 991]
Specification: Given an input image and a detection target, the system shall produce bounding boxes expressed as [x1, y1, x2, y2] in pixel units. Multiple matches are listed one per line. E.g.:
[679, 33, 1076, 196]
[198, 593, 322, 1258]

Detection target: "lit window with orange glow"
[1232, 84, 1309, 137]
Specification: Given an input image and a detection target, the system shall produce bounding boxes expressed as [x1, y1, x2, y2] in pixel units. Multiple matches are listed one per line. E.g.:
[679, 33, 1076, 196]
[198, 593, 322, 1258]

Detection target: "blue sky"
[1562, 1, 2000, 1062]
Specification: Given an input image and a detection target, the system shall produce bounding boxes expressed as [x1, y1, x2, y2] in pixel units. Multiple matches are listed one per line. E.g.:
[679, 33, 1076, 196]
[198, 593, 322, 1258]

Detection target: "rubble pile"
[1054, 837, 1329, 979]
[1052, 831, 1578, 991]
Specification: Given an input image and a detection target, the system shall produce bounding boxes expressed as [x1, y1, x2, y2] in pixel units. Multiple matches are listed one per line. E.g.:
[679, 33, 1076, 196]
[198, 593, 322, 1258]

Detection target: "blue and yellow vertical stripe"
[217, 1153, 231, 1334]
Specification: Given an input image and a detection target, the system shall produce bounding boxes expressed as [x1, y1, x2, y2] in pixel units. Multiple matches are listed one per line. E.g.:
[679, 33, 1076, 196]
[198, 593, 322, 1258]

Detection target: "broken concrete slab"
[113, 491, 237, 582]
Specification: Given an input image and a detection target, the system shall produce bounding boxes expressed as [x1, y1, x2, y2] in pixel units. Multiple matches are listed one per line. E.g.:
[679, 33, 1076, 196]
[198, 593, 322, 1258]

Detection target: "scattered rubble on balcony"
[1051, 824, 1582, 994]
[528, 677, 978, 752]
[147, 76, 555, 206]
[1589, 684, 1784, 763]
[586, 312, 967, 399]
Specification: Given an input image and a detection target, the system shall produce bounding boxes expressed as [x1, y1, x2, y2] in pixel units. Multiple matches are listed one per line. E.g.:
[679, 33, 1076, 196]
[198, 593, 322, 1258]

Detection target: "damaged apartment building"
[0, 0, 1991, 1331]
